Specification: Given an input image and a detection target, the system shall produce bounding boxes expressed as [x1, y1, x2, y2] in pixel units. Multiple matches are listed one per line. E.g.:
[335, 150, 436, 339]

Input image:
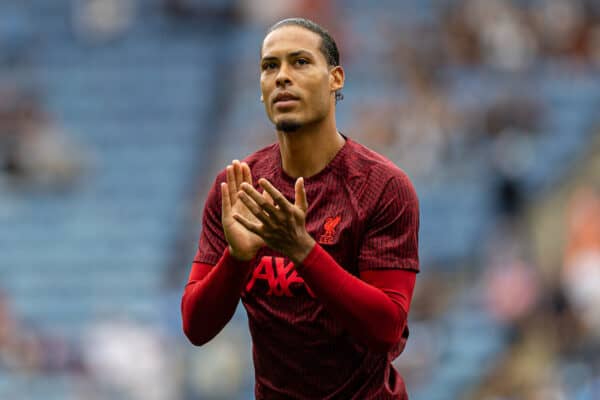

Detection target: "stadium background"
[1, 0, 600, 399]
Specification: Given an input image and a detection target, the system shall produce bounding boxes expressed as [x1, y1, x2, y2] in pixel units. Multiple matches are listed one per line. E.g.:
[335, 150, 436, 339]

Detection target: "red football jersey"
[194, 137, 419, 399]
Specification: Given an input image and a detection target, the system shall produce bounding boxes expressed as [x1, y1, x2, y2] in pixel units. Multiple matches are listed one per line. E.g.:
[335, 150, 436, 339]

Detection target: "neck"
[277, 114, 345, 179]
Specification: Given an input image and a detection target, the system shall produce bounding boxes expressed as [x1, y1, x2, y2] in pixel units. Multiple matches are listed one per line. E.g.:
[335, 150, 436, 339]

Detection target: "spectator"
[531, 0, 588, 60]
[164, 0, 241, 24]
[82, 315, 180, 400]
[349, 36, 468, 181]
[0, 85, 84, 190]
[71, 0, 137, 44]
[444, 0, 538, 71]
[562, 186, 600, 337]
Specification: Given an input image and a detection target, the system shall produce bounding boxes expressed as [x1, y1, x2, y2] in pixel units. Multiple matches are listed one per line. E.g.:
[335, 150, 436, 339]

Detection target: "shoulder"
[212, 142, 280, 185]
[203, 142, 279, 213]
[243, 142, 280, 171]
[342, 138, 418, 204]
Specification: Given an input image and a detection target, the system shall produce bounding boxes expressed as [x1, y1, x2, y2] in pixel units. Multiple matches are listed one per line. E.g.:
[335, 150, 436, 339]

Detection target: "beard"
[275, 119, 302, 133]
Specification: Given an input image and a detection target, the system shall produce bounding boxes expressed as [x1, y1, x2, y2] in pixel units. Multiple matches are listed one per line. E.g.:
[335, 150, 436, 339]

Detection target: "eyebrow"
[261, 50, 314, 62]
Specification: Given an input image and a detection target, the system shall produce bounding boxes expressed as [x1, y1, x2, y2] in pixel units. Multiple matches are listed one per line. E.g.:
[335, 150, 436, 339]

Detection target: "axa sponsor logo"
[246, 256, 315, 298]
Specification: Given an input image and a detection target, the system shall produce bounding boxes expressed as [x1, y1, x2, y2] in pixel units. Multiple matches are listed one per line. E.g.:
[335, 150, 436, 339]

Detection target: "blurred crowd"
[346, 0, 600, 183]
[0, 290, 78, 376]
[466, 178, 600, 400]
[0, 84, 83, 190]
[0, 290, 183, 399]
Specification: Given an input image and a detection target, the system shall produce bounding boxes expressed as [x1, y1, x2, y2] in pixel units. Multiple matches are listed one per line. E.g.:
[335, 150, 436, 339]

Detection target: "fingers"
[221, 182, 231, 217]
[259, 178, 292, 212]
[295, 177, 308, 212]
[226, 160, 252, 202]
[226, 165, 238, 203]
[238, 191, 271, 225]
[233, 160, 243, 188]
[233, 213, 261, 235]
[263, 189, 276, 208]
[240, 182, 279, 217]
[241, 162, 252, 184]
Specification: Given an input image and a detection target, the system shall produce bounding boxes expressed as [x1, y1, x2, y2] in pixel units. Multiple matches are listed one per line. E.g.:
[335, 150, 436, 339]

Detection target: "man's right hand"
[221, 160, 266, 261]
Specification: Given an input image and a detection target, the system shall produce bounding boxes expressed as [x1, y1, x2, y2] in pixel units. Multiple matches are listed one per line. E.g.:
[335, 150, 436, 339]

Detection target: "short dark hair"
[265, 18, 343, 103]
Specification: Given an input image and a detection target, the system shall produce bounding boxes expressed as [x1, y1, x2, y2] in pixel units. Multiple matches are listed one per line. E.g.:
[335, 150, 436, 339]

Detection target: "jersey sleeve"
[194, 173, 228, 266]
[358, 174, 419, 272]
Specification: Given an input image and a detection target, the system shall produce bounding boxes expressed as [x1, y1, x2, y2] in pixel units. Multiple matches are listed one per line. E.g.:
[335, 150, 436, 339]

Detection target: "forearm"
[297, 244, 414, 353]
[181, 248, 252, 346]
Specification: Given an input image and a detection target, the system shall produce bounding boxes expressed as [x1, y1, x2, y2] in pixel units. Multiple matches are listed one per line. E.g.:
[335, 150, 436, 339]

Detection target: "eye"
[295, 58, 309, 66]
[262, 62, 277, 71]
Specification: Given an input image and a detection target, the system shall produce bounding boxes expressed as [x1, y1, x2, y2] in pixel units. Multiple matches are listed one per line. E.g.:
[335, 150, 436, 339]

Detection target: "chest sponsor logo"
[319, 215, 341, 244]
[245, 256, 316, 298]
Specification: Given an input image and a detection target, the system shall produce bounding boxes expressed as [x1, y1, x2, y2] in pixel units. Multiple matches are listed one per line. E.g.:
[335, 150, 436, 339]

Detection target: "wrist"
[228, 245, 256, 262]
[290, 235, 316, 265]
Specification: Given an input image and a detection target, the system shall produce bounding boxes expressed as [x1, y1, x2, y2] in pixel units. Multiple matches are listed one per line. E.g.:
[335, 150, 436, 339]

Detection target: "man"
[182, 18, 419, 399]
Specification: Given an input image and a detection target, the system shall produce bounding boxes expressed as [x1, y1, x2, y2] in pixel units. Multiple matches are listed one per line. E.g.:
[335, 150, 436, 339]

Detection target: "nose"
[275, 63, 292, 88]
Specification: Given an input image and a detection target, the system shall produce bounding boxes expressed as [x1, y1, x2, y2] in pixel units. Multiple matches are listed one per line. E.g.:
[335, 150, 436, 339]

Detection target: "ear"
[329, 65, 345, 94]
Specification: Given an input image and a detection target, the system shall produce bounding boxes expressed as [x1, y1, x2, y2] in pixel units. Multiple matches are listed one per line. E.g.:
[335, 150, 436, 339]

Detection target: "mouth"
[273, 92, 300, 105]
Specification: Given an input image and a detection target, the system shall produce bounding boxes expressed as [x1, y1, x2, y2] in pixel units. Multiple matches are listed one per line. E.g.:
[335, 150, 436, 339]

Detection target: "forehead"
[261, 25, 323, 59]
